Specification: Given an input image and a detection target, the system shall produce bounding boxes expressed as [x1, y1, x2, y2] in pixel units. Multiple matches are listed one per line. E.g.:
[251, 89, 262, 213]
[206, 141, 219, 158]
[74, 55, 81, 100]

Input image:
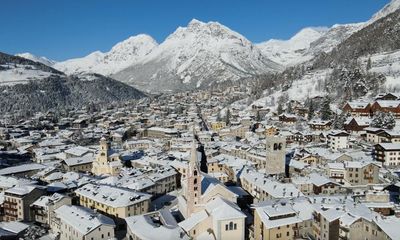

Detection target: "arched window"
[273, 143, 278, 150]
[278, 143, 282, 150]
[194, 178, 197, 185]
[229, 222, 234, 230]
[194, 170, 198, 176]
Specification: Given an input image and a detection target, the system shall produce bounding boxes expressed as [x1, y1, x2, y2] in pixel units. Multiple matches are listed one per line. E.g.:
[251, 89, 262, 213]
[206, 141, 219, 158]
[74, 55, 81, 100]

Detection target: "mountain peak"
[54, 34, 158, 76]
[370, 0, 400, 23]
[16, 52, 56, 66]
[290, 27, 329, 42]
[110, 34, 158, 53]
[188, 18, 205, 27]
[118, 34, 157, 45]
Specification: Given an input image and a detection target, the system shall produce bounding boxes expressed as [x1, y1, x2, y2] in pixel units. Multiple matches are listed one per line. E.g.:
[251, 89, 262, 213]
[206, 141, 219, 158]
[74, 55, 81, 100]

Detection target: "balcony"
[5, 211, 18, 218]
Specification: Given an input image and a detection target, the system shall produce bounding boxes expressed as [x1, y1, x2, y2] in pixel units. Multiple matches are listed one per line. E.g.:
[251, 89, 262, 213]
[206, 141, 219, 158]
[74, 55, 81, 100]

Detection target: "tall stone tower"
[92, 137, 122, 176]
[186, 140, 202, 217]
[265, 136, 286, 175]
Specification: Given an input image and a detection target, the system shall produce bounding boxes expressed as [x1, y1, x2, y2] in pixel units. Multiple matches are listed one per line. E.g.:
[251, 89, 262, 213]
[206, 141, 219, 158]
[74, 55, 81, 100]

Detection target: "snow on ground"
[385, 76, 400, 93]
[0, 64, 56, 86]
[245, 69, 331, 113]
[361, 50, 400, 92]
[394, 120, 400, 131]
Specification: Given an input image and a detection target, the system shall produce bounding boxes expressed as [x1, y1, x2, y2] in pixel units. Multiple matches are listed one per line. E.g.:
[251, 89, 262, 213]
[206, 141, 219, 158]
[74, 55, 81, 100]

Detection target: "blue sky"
[0, 0, 390, 61]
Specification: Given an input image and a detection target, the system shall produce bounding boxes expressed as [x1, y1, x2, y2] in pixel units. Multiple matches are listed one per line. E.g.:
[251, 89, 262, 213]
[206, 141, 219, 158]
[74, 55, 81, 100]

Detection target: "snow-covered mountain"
[369, 0, 400, 23]
[15, 52, 56, 66]
[112, 19, 282, 92]
[256, 23, 364, 67]
[307, 22, 365, 55]
[1, 52, 63, 86]
[256, 27, 328, 66]
[257, 0, 400, 67]
[54, 34, 158, 76]
[307, 0, 400, 55]
[17, 0, 399, 93]
[0, 52, 146, 114]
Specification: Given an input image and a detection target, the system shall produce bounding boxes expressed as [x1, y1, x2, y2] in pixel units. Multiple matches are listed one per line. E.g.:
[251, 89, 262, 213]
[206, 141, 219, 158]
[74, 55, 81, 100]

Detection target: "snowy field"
[362, 50, 400, 92]
[0, 64, 55, 86]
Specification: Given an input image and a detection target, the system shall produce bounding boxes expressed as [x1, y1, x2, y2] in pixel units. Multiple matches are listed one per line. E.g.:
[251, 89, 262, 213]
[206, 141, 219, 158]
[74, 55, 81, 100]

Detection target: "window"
[194, 170, 198, 176]
[225, 222, 236, 231]
[273, 143, 278, 150]
[229, 222, 234, 230]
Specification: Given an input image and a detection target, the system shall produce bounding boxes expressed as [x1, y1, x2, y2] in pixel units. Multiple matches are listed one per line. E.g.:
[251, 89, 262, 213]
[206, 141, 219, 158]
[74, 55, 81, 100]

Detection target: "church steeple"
[92, 136, 122, 176]
[186, 138, 202, 216]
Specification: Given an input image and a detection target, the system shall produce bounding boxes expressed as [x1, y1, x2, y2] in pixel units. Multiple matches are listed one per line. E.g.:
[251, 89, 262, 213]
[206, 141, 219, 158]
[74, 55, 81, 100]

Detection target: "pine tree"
[366, 57, 372, 71]
[225, 108, 231, 125]
[307, 100, 315, 121]
[371, 112, 396, 129]
[277, 103, 283, 115]
[256, 111, 262, 122]
[287, 101, 293, 113]
[321, 98, 333, 120]
[333, 112, 347, 129]
[216, 111, 222, 122]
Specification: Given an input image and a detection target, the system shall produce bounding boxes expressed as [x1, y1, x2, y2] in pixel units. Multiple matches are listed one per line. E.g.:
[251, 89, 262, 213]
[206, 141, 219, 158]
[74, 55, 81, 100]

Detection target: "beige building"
[146, 127, 178, 139]
[124, 139, 153, 150]
[92, 137, 122, 176]
[3, 185, 45, 222]
[52, 205, 116, 240]
[75, 183, 151, 220]
[177, 141, 246, 240]
[179, 197, 246, 240]
[374, 143, 400, 167]
[254, 199, 313, 240]
[61, 153, 94, 172]
[119, 167, 178, 196]
[240, 168, 303, 203]
[265, 126, 278, 136]
[210, 121, 226, 132]
[344, 161, 380, 185]
[31, 193, 71, 226]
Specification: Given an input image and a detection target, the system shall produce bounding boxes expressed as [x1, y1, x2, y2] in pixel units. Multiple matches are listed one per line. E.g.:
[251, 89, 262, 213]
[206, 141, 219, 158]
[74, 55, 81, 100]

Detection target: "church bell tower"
[265, 136, 286, 175]
[186, 140, 202, 216]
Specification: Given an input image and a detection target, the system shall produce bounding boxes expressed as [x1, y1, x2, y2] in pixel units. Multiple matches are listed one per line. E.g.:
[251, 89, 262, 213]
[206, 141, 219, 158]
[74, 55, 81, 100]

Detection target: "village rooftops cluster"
[0, 89, 399, 240]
